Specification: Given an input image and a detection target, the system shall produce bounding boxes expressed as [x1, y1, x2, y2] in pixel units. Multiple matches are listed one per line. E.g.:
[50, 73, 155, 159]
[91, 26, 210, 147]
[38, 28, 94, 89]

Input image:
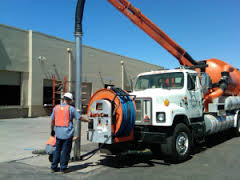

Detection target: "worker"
[45, 134, 56, 163]
[46, 134, 79, 163]
[50, 92, 89, 173]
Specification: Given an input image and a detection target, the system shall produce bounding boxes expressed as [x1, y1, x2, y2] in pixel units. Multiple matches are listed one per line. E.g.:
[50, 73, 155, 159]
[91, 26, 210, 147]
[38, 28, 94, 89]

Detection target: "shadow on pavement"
[69, 162, 93, 172]
[98, 152, 171, 168]
[98, 129, 237, 168]
[68, 129, 237, 171]
[191, 129, 237, 155]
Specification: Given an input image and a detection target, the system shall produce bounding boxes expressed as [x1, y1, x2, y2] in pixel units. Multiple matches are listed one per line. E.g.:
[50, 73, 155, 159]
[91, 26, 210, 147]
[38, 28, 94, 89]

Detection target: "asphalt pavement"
[1, 117, 240, 180]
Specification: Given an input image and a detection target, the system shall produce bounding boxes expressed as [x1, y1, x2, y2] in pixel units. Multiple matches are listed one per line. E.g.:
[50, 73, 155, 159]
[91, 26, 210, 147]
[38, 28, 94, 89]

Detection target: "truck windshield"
[135, 72, 184, 91]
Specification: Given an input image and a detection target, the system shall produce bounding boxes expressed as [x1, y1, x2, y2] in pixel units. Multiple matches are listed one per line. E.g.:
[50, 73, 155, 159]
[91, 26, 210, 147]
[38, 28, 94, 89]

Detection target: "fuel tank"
[201, 58, 240, 96]
[204, 114, 234, 135]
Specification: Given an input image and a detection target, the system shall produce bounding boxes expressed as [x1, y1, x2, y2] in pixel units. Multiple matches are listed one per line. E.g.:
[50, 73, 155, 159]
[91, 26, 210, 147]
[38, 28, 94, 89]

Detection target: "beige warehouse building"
[0, 24, 162, 119]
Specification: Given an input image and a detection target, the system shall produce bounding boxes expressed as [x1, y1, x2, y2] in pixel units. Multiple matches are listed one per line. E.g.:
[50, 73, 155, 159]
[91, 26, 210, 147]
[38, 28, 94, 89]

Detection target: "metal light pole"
[120, 61, 124, 89]
[67, 48, 72, 92]
[74, 0, 85, 161]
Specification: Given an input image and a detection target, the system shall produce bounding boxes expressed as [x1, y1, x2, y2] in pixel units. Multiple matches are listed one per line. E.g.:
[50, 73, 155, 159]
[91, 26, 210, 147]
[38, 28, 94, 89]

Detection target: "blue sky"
[0, 0, 239, 69]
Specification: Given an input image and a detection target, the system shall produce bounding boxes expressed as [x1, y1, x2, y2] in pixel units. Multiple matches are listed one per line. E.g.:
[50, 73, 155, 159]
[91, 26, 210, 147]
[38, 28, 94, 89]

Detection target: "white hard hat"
[63, 92, 73, 100]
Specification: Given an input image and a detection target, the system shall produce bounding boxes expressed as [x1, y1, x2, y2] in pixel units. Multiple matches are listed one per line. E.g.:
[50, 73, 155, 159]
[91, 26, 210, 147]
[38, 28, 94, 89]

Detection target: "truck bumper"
[134, 126, 167, 144]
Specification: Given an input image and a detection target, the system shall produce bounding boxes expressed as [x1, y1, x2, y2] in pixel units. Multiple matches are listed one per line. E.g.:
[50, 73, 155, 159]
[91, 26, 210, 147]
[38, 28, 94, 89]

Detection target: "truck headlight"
[156, 112, 165, 122]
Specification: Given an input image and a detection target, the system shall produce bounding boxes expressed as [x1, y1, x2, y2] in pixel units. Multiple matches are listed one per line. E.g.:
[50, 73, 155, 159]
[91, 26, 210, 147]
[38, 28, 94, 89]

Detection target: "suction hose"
[75, 0, 85, 35]
[111, 87, 136, 137]
[205, 71, 230, 101]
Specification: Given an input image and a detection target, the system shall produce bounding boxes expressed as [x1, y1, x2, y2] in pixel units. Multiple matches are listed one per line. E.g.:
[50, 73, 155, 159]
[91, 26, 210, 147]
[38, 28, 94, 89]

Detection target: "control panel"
[87, 100, 112, 144]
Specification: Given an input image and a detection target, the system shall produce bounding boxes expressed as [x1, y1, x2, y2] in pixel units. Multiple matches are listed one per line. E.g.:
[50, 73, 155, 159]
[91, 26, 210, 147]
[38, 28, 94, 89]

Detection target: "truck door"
[186, 73, 203, 118]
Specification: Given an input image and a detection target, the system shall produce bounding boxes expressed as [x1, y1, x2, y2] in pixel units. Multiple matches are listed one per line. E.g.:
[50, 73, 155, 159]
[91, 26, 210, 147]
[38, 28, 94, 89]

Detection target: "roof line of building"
[83, 45, 162, 68]
[32, 30, 74, 44]
[0, 23, 28, 33]
[0, 23, 162, 68]
[33, 29, 162, 68]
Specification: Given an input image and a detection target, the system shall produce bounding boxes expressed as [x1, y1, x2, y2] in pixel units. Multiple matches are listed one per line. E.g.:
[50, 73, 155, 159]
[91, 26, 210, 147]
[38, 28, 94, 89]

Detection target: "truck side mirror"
[200, 73, 212, 94]
[187, 74, 195, 91]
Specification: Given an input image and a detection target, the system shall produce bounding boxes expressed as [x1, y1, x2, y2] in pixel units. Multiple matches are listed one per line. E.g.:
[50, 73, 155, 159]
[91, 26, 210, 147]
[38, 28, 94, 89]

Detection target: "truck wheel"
[234, 114, 240, 136]
[161, 123, 191, 163]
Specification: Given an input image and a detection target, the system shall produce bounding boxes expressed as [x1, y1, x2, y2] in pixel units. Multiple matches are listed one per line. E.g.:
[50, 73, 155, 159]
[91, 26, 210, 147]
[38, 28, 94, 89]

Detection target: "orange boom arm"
[107, 0, 198, 66]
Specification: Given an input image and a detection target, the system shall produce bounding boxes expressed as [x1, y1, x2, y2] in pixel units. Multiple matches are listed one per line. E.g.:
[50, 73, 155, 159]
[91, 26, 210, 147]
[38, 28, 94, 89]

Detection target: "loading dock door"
[0, 71, 21, 105]
[43, 79, 61, 105]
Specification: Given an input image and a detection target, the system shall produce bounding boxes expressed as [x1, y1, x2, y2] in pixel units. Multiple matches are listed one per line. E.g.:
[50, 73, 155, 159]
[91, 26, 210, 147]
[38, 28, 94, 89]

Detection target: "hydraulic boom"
[107, 0, 198, 66]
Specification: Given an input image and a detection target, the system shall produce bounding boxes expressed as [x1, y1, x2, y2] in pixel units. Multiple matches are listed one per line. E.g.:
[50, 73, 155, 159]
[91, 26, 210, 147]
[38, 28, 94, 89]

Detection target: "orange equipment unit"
[87, 88, 136, 143]
[204, 59, 240, 98]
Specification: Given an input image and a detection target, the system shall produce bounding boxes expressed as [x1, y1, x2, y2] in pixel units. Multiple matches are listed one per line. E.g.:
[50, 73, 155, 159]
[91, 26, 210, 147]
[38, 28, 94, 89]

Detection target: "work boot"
[50, 168, 58, 173]
[60, 168, 71, 174]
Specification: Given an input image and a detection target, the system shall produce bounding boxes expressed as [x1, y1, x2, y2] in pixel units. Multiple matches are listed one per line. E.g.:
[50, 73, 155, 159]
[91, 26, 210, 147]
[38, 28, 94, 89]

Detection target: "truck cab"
[132, 69, 203, 128]
[129, 69, 206, 162]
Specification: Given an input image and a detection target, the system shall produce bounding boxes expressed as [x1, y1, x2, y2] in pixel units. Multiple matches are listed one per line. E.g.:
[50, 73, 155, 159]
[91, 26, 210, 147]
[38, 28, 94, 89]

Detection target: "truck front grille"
[135, 100, 142, 121]
[135, 98, 152, 125]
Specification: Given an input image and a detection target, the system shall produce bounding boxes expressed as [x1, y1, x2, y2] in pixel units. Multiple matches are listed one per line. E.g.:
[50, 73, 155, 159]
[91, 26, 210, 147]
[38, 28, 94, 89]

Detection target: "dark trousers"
[51, 137, 73, 170]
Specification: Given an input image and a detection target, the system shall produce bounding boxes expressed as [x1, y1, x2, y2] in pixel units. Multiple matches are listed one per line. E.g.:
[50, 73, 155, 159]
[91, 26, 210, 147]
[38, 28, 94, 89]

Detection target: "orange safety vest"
[54, 105, 70, 127]
[46, 136, 56, 146]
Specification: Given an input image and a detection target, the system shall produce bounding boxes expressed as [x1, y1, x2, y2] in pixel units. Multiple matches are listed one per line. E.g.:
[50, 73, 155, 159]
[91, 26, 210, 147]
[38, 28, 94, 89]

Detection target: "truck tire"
[234, 113, 240, 136]
[161, 123, 191, 163]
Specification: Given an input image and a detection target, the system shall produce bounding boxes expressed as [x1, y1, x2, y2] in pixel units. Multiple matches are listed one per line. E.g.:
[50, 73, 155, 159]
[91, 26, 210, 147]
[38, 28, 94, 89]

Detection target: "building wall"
[0, 24, 162, 118]
[82, 46, 161, 93]
[0, 24, 28, 72]
[0, 24, 30, 118]
[30, 31, 75, 116]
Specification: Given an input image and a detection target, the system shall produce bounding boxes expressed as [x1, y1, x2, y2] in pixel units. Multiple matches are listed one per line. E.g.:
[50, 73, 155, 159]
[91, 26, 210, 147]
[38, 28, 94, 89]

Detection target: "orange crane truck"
[84, 0, 240, 162]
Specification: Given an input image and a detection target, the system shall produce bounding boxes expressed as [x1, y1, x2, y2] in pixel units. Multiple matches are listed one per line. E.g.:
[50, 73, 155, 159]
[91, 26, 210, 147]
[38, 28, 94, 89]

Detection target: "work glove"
[51, 130, 55, 137]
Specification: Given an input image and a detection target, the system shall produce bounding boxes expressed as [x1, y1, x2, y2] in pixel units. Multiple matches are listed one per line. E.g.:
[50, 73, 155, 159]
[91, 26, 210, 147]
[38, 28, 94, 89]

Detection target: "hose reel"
[87, 87, 136, 144]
